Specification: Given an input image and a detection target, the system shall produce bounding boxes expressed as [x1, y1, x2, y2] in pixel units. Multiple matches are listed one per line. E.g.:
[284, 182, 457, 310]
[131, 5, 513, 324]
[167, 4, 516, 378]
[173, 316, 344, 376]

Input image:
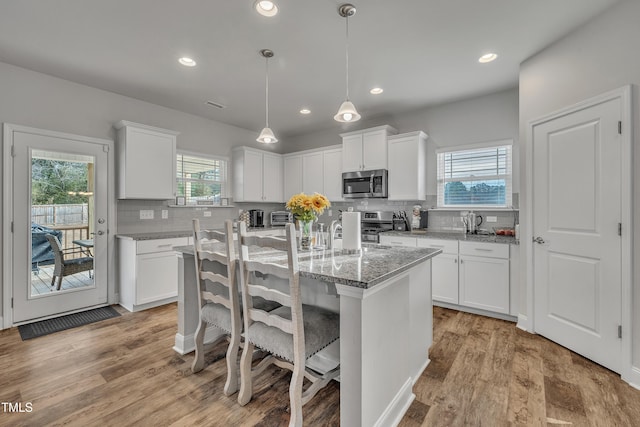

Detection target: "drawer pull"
[157, 244, 173, 248]
[430, 245, 444, 248]
[474, 248, 493, 252]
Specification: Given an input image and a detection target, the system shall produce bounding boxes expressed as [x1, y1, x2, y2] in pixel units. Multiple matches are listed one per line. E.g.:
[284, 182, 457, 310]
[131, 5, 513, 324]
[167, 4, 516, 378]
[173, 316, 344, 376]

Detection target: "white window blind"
[436, 140, 512, 208]
[176, 153, 227, 205]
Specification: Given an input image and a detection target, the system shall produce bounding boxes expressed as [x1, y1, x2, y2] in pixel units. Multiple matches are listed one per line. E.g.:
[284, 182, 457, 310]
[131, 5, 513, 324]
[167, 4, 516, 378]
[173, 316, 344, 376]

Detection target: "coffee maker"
[249, 209, 264, 227]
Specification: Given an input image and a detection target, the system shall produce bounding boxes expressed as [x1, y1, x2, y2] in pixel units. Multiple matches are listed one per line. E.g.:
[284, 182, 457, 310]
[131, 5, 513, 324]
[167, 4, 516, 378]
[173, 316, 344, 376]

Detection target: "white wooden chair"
[191, 219, 242, 396]
[237, 222, 340, 427]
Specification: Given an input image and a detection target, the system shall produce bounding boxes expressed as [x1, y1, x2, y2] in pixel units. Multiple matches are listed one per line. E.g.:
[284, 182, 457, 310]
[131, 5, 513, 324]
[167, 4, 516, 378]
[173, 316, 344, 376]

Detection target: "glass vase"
[298, 219, 313, 251]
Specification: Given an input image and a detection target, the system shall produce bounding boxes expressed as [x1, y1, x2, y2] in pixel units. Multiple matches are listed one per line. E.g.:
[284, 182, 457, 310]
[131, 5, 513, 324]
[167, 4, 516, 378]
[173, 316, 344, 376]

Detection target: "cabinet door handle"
[460, 259, 464, 264]
[454, 258, 457, 263]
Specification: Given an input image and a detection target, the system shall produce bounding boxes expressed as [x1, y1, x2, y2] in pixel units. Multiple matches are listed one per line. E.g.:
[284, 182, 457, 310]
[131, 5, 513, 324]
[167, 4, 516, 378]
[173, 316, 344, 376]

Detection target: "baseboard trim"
[623, 366, 640, 390]
[374, 377, 414, 427]
[516, 314, 529, 332]
[413, 358, 431, 386]
[434, 301, 517, 322]
[173, 326, 226, 355]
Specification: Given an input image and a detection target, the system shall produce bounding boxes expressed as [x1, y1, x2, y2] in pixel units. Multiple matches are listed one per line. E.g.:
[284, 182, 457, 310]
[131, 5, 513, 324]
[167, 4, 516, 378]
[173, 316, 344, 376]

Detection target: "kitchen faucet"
[329, 220, 342, 250]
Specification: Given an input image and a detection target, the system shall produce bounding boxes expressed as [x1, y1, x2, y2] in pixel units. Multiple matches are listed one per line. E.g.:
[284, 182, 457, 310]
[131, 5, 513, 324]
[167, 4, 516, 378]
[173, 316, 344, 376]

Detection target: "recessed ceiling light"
[178, 57, 197, 67]
[370, 87, 384, 95]
[300, 109, 311, 115]
[478, 53, 498, 63]
[254, 0, 278, 17]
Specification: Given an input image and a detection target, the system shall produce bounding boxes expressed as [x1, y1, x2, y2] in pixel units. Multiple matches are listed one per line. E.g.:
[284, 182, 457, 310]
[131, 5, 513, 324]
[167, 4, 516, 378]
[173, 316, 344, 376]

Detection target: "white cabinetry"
[302, 151, 324, 194]
[118, 236, 190, 312]
[417, 238, 458, 304]
[459, 241, 510, 314]
[381, 234, 513, 318]
[115, 120, 178, 200]
[388, 131, 428, 200]
[284, 155, 303, 199]
[232, 147, 283, 202]
[282, 145, 344, 201]
[322, 148, 343, 201]
[341, 125, 397, 172]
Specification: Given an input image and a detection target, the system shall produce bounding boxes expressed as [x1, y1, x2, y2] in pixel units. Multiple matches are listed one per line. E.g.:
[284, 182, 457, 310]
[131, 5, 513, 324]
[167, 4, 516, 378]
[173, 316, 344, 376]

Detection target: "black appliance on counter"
[249, 209, 265, 227]
[360, 211, 394, 243]
[342, 169, 388, 199]
[419, 210, 428, 229]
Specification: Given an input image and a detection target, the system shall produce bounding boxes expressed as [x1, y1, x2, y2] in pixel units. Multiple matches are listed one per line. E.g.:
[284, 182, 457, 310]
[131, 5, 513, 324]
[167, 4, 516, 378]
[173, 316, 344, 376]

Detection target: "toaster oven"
[270, 211, 293, 226]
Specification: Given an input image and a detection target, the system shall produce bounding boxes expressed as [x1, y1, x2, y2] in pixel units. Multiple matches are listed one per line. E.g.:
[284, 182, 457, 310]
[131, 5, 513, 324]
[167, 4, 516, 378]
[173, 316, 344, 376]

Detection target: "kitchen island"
[174, 242, 441, 427]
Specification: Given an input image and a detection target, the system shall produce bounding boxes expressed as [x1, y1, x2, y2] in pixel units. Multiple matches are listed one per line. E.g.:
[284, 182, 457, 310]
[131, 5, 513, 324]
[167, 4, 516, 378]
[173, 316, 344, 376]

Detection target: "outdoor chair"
[45, 234, 94, 291]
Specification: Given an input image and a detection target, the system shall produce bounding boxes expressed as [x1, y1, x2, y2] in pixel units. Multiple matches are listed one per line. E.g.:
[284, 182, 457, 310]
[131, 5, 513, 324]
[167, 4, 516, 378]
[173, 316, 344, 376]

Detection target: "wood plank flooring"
[1, 304, 639, 426]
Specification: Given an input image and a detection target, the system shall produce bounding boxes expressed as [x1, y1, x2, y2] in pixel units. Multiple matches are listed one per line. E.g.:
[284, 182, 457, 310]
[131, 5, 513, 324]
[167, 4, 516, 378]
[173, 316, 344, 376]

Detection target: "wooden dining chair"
[191, 219, 242, 396]
[45, 234, 94, 291]
[236, 222, 340, 427]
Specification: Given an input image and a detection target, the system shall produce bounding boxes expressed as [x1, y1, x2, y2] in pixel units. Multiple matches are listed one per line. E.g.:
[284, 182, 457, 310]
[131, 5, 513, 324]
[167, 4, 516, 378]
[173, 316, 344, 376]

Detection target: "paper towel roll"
[342, 211, 361, 251]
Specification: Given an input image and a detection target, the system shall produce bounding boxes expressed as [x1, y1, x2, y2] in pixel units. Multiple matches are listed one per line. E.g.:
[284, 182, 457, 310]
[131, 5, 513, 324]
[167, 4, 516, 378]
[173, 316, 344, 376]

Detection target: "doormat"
[18, 306, 121, 340]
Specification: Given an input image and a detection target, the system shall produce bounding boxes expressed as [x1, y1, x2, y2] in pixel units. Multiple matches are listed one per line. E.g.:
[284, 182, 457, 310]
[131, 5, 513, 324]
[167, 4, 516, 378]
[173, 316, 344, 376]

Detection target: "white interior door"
[532, 96, 622, 373]
[10, 127, 109, 323]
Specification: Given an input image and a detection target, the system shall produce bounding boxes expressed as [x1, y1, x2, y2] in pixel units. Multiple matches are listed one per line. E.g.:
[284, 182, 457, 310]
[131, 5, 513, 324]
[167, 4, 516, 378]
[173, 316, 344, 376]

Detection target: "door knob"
[97, 230, 105, 236]
[533, 236, 545, 244]
[98, 218, 105, 224]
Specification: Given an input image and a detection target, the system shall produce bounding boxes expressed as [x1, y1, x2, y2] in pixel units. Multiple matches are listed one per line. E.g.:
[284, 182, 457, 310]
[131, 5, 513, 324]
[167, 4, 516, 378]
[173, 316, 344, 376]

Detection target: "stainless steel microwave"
[342, 169, 388, 199]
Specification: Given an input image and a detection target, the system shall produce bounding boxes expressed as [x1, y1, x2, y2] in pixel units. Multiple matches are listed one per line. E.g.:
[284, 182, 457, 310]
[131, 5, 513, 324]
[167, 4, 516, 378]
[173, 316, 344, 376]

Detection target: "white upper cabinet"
[282, 145, 343, 201]
[232, 147, 283, 202]
[302, 151, 324, 195]
[340, 125, 397, 172]
[388, 131, 428, 200]
[283, 155, 303, 199]
[115, 120, 179, 200]
[322, 148, 343, 201]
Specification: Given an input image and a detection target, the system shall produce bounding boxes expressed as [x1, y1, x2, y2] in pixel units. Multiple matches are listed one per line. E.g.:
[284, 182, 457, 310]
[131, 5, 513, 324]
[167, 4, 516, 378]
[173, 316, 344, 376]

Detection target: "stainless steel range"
[360, 211, 394, 243]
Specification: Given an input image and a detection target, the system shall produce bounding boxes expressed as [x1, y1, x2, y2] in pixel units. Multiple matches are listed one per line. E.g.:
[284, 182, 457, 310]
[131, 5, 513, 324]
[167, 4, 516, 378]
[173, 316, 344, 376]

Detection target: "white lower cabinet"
[417, 239, 458, 304]
[381, 234, 513, 317]
[118, 236, 190, 312]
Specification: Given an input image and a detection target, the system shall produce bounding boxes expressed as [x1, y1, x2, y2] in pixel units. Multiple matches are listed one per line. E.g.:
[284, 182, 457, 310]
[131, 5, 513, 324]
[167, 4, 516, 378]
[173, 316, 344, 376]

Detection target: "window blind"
[436, 141, 512, 208]
[176, 153, 227, 205]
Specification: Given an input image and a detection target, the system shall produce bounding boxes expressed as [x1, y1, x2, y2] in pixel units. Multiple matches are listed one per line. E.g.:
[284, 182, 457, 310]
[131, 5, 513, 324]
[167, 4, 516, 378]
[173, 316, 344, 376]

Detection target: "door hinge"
[103, 144, 110, 153]
[618, 223, 622, 236]
[11, 221, 13, 233]
[11, 298, 13, 308]
[618, 121, 622, 135]
[618, 325, 622, 339]
[10, 145, 15, 157]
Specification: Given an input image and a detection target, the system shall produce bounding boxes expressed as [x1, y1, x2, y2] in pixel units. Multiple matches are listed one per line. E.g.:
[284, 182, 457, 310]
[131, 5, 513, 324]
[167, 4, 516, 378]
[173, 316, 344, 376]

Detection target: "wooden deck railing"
[50, 224, 90, 259]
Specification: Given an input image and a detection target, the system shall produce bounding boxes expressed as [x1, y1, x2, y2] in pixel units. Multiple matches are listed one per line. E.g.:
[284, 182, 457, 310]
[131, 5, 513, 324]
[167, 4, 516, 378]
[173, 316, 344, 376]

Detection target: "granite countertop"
[116, 226, 287, 241]
[175, 243, 441, 289]
[382, 229, 519, 245]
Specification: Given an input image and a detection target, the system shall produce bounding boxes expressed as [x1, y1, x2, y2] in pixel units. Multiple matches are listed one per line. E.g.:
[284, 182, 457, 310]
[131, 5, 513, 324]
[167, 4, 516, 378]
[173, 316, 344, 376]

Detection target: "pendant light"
[334, 4, 361, 123]
[257, 49, 278, 144]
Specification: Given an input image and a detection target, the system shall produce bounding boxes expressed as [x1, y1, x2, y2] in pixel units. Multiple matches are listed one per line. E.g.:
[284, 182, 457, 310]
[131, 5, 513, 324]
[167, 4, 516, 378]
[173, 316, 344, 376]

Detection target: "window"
[176, 153, 227, 205]
[436, 140, 513, 208]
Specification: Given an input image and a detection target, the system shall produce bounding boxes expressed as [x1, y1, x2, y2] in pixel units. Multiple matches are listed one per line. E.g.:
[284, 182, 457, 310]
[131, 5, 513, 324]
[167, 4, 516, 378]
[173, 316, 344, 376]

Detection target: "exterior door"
[10, 126, 109, 323]
[532, 96, 622, 372]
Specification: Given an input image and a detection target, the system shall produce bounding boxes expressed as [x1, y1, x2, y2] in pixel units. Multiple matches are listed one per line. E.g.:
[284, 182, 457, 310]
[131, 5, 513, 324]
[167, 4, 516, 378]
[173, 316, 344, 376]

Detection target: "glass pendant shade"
[334, 100, 361, 122]
[257, 126, 277, 144]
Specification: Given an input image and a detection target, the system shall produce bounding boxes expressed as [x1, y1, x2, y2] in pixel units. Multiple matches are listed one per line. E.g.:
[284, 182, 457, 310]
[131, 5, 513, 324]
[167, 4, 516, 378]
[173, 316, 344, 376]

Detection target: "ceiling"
[0, 0, 619, 139]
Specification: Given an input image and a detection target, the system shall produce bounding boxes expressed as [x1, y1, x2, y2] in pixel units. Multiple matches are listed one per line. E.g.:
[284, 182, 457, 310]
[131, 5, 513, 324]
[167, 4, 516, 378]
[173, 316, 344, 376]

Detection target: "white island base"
[174, 249, 433, 427]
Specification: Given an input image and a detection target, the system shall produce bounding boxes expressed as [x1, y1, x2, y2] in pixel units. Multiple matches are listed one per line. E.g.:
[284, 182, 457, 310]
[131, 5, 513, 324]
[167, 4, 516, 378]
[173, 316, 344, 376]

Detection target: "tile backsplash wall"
[117, 193, 519, 234]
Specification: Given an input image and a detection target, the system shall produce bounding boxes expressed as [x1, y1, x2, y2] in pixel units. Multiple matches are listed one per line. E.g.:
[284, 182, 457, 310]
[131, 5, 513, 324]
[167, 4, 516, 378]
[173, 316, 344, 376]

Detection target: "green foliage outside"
[31, 159, 89, 205]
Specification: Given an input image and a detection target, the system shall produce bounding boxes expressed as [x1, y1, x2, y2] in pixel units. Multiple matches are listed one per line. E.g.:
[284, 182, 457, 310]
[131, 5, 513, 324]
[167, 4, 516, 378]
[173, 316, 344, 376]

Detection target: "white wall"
[0, 61, 274, 325]
[518, 0, 640, 370]
[286, 87, 520, 196]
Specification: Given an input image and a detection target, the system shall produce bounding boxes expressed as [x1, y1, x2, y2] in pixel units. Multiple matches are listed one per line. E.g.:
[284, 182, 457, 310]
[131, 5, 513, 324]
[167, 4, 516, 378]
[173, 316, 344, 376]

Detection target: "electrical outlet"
[203, 210, 212, 217]
[161, 210, 168, 219]
[140, 210, 154, 220]
[486, 216, 498, 223]
[328, 209, 333, 217]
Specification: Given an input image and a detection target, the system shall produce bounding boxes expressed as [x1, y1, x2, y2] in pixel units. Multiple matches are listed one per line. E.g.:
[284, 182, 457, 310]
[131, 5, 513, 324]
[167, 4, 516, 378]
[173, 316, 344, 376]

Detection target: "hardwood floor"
[1, 304, 638, 426]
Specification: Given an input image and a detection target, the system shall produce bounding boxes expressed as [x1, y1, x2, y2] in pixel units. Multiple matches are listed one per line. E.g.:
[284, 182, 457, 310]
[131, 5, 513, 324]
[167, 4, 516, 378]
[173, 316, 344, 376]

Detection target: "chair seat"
[62, 257, 93, 267]
[245, 305, 339, 363]
[201, 297, 281, 333]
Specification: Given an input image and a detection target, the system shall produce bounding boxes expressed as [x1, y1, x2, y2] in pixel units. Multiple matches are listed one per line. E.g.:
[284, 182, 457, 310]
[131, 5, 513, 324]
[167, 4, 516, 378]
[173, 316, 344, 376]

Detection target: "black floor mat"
[18, 306, 121, 340]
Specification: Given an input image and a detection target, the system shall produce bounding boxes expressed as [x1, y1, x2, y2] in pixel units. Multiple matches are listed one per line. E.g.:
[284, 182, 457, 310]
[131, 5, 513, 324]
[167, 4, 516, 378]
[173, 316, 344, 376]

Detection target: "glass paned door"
[11, 128, 109, 323]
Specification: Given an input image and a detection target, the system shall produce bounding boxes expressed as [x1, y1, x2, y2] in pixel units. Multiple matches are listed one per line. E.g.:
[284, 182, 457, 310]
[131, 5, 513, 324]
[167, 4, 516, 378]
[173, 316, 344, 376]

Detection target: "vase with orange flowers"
[285, 192, 331, 250]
